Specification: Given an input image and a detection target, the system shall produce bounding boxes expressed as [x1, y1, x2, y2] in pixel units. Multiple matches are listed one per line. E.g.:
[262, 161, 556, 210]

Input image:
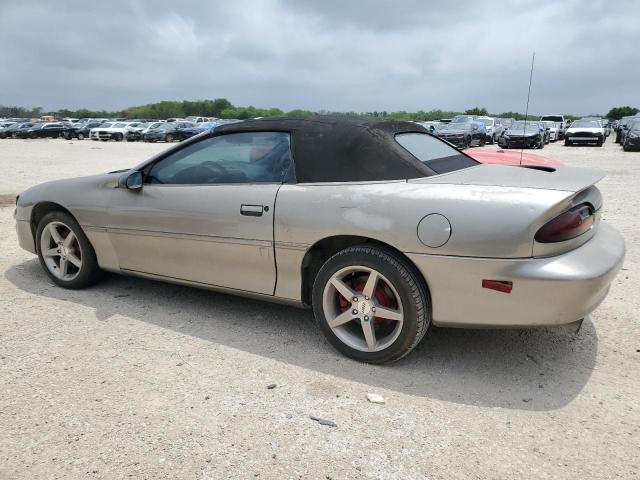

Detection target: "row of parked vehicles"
[416, 114, 617, 150]
[0, 116, 241, 143]
[3, 113, 635, 151]
[613, 114, 640, 151]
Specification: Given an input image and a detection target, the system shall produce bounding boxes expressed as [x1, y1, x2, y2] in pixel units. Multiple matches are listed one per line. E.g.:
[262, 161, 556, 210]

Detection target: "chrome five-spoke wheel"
[40, 221, 83, 281]
[36, 211, 102, 289]
[313, 245, 430, 364]
[323, 266, 404, 352]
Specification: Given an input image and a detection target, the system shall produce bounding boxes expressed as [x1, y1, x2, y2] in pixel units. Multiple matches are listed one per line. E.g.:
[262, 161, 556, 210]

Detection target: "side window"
[147, 132, 292, 185]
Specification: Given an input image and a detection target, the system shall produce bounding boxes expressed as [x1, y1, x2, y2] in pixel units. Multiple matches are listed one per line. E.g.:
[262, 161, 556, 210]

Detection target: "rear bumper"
[406, 222, 625, 327]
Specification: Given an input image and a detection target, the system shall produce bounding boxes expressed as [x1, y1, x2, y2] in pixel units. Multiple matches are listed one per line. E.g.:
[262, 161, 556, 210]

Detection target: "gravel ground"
[0, 137, 638, 479]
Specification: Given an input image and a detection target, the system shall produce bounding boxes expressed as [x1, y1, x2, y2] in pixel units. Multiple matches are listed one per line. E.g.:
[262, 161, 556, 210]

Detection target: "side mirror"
[119, 170, 143, 191]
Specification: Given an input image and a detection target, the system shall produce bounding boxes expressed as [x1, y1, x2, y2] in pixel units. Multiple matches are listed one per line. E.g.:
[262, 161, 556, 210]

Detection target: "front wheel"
[166, 134, 174, 142]
[312, 245, 430, 364]
[488, 134, 494, 145]
[36, 211, 103, 289]
[77, 133, 85, 140]
[565, 140, 572, 146]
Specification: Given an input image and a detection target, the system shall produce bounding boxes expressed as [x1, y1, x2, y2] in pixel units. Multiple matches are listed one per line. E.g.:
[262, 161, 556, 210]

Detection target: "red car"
[464, 149, 562, 167]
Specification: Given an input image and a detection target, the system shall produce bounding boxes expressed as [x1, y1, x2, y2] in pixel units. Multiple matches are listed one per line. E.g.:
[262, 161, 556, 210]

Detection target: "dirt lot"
[1, 137, 638, 479]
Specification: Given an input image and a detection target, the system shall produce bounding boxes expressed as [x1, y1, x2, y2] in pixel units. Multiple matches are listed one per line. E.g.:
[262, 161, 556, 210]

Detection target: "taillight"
[535, 203, 594, 243]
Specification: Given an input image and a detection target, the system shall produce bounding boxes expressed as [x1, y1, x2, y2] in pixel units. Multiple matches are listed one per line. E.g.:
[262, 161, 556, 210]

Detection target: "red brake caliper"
[338, 276, 395, 325]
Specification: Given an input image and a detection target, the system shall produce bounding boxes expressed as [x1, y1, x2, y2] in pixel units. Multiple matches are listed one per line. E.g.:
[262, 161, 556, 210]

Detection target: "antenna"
[521, 52, 535, 165]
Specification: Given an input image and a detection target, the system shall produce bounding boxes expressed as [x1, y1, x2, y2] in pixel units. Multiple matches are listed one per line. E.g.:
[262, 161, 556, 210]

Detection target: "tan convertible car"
[15, 118, 625, 363]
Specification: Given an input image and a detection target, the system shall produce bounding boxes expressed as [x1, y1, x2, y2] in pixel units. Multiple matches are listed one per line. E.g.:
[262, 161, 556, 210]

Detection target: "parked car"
[90, 122, 140, 141]
[14, 117, 624, 363]
[622, 118, 640, 151]
[498, 121, 544, 149]
[61, 121, 104, 140]
[0, 121, 18, 138]
[178, 122, 219, 140]
[17, 122, 66, 139]
[474, 117, 501, 144]
[541, 121, 559, 142]
[540, 115, 568, 139]
[143, 122, 195, 142]
[618, 116, 640, 145]
[184, 116, 209, 123]
[125, 122, 163, 141]
[435, 122, 485, 148]
[3, 122, 36, 138]
[564, 119, 606, 146]
[614, 116, 636, 143]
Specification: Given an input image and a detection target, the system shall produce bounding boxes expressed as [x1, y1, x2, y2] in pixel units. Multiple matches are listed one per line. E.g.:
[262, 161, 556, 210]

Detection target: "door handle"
[240, 204, 265, 217]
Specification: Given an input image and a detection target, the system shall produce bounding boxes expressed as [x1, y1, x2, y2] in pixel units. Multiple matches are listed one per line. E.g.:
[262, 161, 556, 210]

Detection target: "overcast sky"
[0, 0, 638, 115]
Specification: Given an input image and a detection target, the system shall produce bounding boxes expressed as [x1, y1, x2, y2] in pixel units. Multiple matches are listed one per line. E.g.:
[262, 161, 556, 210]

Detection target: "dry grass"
[0, 194, 16, 206]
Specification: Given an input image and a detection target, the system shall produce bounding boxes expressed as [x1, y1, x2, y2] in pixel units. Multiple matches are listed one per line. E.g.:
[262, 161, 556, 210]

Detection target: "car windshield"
[451, 116, 474, 123]
[395, 133, 478, 174]
[100, 123, 113, 128]
[541, 115, 563, 122]
[571, 120, 601, 128]
[508, 122, 538, 132]
[113, 123, 126, 128]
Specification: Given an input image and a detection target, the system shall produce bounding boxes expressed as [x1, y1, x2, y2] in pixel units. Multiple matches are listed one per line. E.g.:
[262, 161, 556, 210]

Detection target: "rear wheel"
[114, 133, 123, 141]
[77, 133, 84, 140]
[36, 211, 102, 289]
[166, 134, 174, 142]
[565, 139, 572, 146]
[312, 245, 430, 364]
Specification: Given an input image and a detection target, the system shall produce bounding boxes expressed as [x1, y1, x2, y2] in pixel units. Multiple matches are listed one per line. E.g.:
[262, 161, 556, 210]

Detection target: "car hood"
[410, 164, 604, 193]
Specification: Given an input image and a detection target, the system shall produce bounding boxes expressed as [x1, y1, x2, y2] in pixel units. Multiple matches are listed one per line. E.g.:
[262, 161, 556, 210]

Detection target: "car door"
[106, 131, 292, 295]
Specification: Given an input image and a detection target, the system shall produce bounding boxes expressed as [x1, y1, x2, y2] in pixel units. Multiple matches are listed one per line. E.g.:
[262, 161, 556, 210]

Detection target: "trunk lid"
[411, 164, 604, 193]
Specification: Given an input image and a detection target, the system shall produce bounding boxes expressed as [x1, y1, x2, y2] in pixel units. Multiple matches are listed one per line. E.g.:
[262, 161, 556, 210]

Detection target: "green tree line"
[1, 99, 635, 122]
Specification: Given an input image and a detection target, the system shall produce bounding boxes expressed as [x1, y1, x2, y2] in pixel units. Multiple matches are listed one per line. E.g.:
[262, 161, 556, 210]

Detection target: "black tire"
[77, 133, 84, 140]
[596, 138, 603, 147]
[565, 140, 572, 146]
[114, 133, 123, 142]
[312, 245, 430, 364]
[538, 137, 544, 149]
[166, 134, 174, 142]
[29, 132, 37, 139]
[488, 134, 494, 145]
[36, 211, 103, 289]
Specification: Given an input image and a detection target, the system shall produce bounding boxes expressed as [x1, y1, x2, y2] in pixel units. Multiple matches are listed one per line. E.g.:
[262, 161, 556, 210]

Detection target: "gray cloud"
[0, 0, 638, 115]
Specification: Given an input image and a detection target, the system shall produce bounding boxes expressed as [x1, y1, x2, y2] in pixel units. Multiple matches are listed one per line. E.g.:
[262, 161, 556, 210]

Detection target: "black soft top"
[214, 117, 433, 183]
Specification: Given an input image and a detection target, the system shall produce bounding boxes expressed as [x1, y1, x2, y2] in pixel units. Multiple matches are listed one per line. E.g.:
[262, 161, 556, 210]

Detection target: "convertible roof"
[214, 117, 432, 183]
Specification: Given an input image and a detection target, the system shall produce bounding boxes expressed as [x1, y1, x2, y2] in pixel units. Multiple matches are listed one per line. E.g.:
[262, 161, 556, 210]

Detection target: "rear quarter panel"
[273, 180, 571, 300]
